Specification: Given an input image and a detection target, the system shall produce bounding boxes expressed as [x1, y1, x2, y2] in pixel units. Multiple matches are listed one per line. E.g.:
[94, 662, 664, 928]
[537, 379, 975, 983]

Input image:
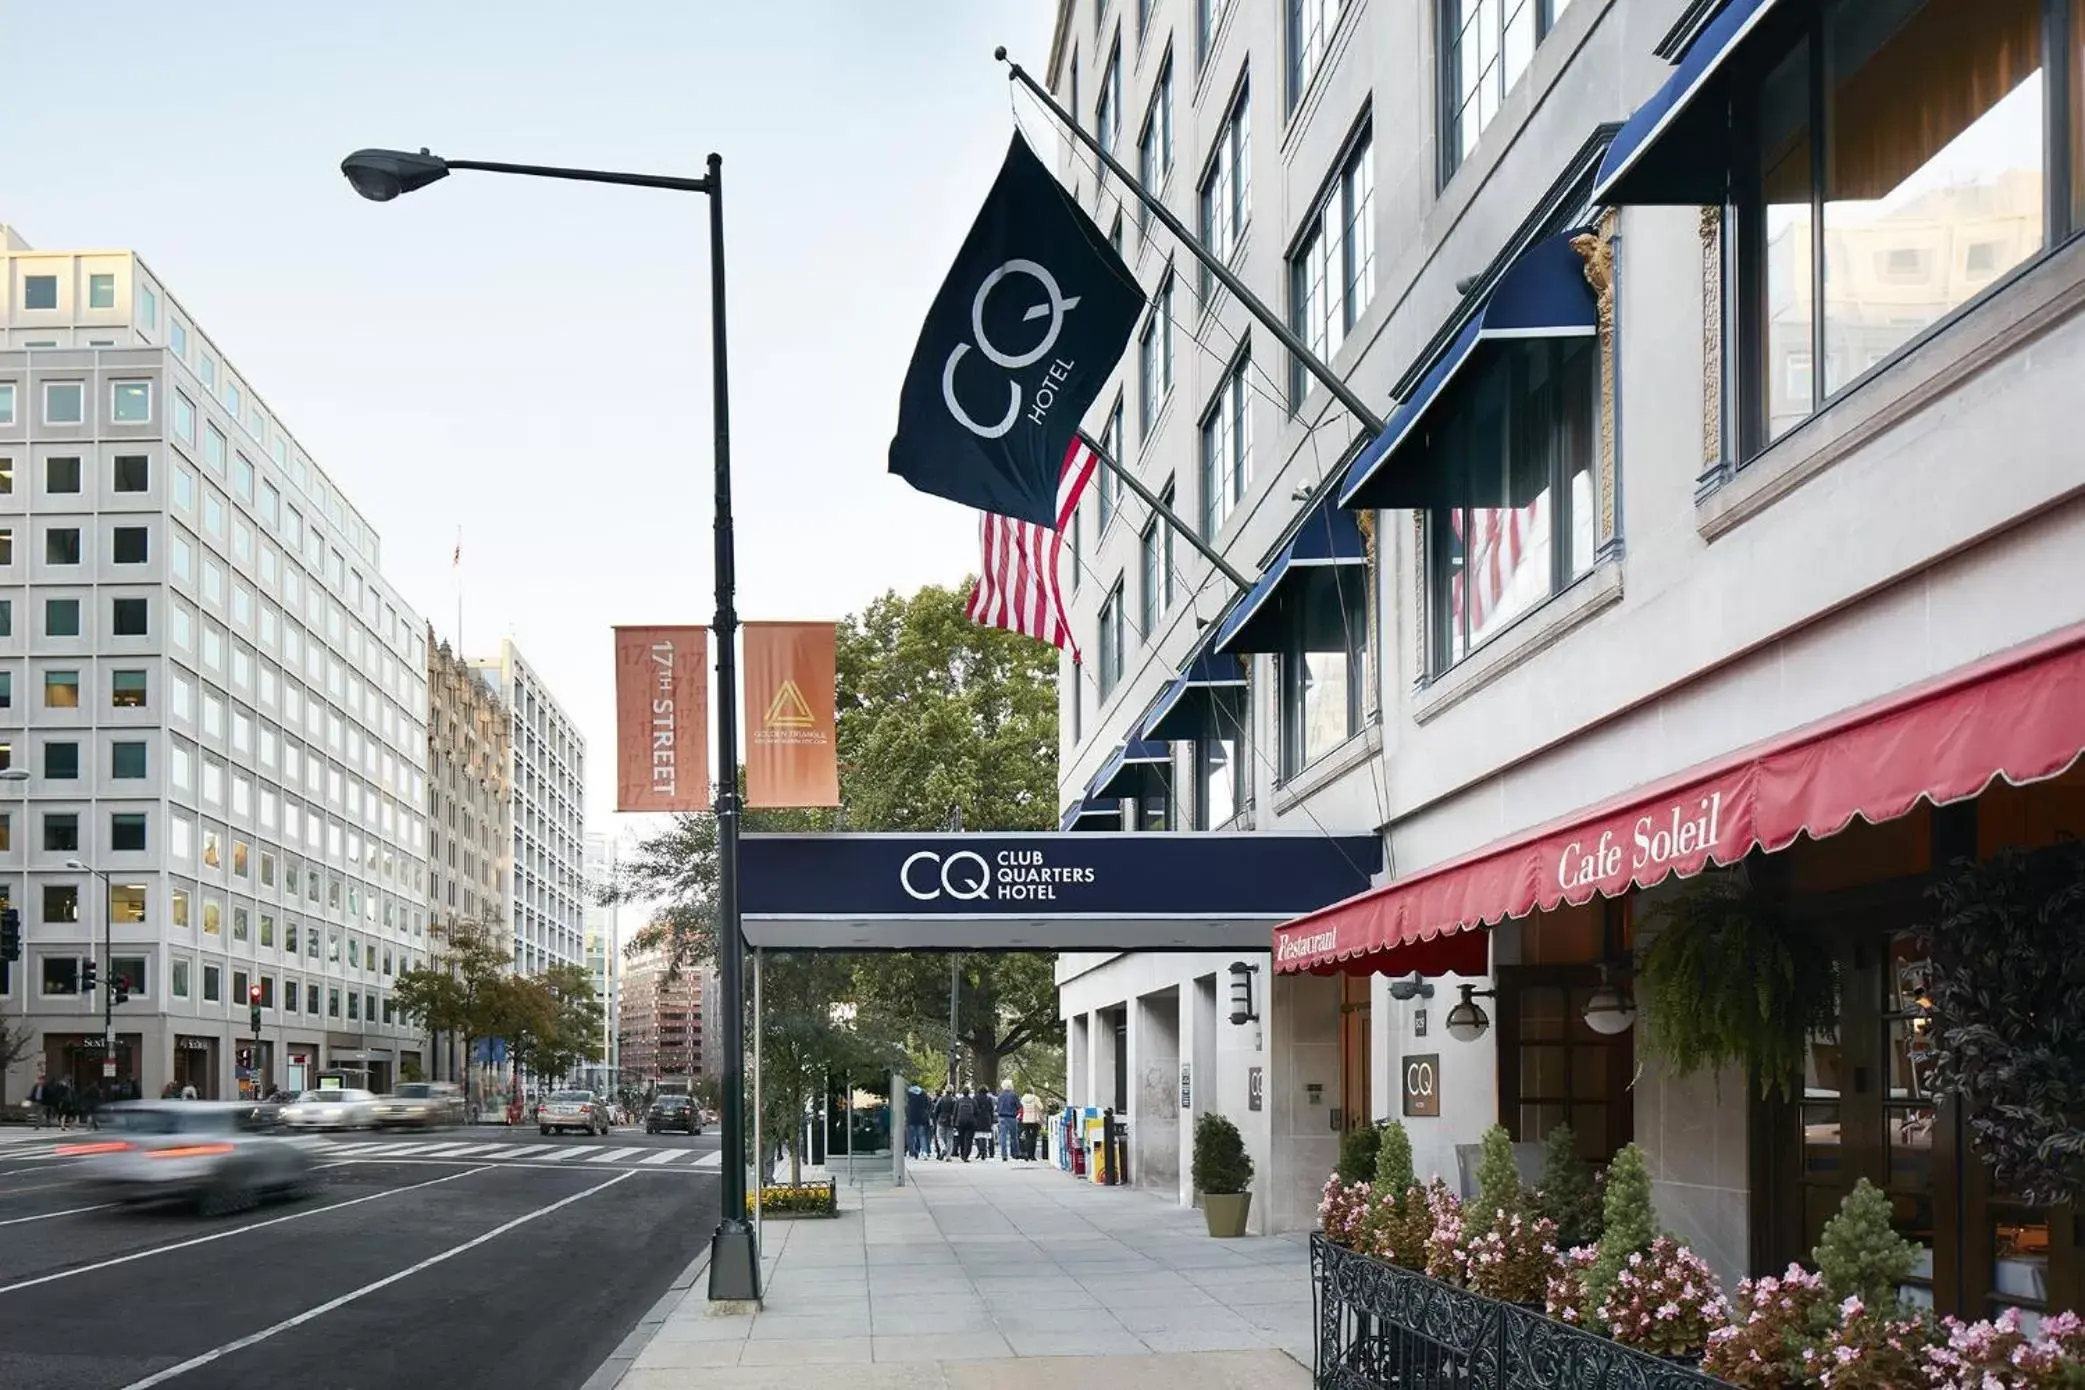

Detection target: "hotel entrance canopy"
[741, 830, 1381, 952]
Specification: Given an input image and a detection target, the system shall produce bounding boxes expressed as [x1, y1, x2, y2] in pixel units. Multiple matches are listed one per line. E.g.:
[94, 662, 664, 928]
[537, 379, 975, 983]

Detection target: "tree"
[0, 1010, 34, 1112]
[394, 917, 511, 1103]
[849, 953, 1059, 1088]
[750, 952, 903, 1187]
[505, 965, 603, 1089]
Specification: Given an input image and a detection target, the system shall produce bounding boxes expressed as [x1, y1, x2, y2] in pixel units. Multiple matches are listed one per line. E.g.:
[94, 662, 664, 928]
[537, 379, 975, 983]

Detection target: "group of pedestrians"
[907, 1081, 1047, 1163]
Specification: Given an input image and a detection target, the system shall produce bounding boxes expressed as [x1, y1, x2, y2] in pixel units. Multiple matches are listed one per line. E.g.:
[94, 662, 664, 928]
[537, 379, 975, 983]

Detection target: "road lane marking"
[396, 1142, 478, 1156]
[584, 1147, 644, 1164]
[498, 1145, 560, 1160]
[538, 1147, 588, 1161]
[0, 1202, 118, 1226]
[303, 1155, 715, 1173]
[117, 1170, 641, 1389]
[0, 1165, 494, 1296]
[638, 1150, 683, 1166]
[430, 1144, 513, 1157]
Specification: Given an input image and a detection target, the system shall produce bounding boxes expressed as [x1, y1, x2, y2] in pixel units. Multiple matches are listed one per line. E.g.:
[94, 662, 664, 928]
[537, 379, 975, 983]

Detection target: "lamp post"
[339, 146, 759, 1302]
[62, 859, 117, 1088]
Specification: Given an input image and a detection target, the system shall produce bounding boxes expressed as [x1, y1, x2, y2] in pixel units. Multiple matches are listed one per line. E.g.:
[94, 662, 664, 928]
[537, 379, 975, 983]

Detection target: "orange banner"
[744, 621, 840, 808]
[614, 626, 710, 813]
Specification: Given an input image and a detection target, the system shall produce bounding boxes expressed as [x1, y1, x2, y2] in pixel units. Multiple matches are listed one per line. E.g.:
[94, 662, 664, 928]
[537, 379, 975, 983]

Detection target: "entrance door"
[1338, 974, 1371, 1132]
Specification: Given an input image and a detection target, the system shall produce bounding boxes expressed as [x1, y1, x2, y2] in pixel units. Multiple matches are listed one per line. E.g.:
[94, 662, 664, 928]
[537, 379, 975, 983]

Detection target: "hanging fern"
[1636, 876, 1838, 1100]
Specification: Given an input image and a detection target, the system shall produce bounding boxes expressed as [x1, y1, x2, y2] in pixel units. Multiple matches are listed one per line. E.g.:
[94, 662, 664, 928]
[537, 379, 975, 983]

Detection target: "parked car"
[539, 1090, 610, 1137]
[375, 1082, 466, 1129]
[646, 1095, 703, 1135]
[277, 1088, 382, 1132]
[71, 1101, 319, 1215]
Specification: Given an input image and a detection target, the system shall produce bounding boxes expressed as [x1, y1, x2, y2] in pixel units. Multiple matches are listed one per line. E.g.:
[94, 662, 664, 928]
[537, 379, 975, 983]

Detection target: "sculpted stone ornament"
[1570, 216, 1621, 548]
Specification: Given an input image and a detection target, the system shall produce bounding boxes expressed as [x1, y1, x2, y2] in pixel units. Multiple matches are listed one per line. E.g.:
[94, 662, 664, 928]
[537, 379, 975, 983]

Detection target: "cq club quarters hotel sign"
[614, 626, 710, 813]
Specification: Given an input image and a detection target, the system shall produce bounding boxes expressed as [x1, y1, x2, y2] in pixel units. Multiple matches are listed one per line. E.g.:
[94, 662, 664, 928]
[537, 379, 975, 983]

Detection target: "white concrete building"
[581, 830, 620, 1088]
[469, 640, 585, 976]
[1045, 0, 2085, 1323]
[0, 225, 434, 1100]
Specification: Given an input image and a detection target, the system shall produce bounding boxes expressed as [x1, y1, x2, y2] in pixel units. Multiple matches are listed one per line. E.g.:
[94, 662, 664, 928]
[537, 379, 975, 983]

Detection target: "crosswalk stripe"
[638, 1150, 683, 1166]
[435, 1144, 515, 1158]
[584, 1147, 644, 1164]
[499, 1145, 561, 1160]
[691, 1151, 722, 1167]
[538, 1147, 590, 1162]
[396, 1142, 478, 1156]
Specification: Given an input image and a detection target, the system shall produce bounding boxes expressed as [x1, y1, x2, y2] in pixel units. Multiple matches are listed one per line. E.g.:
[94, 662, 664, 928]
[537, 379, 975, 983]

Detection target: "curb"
[577, 1243, 715, 1390]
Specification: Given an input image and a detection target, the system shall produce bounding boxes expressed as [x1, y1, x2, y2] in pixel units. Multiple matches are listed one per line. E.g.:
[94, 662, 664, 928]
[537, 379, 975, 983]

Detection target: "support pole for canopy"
[752, 947, 763, 1257]
[999, 48, 1387, 439]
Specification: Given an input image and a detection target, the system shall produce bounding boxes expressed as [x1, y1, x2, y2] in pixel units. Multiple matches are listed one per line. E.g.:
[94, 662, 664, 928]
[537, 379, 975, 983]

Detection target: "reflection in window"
[1195, 735, 1238, 829]
[1280, 566, 1366, 776]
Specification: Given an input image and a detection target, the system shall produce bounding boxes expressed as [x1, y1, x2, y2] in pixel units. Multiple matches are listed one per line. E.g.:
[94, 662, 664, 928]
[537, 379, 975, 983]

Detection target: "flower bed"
[748, 1180, 837, 1218]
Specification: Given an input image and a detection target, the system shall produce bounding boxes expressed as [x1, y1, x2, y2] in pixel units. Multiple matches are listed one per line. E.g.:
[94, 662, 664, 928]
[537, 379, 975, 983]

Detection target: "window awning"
[1090, 738, 1172, 801]
[1592, 0, 1783, 206]
[1059, 795, 1123, 833]
[1143, 649, 1250, 743]
[1338, 232, 1599, 510]
[1273, 620, 2085, 975]
[1210, 498, 1367, 656]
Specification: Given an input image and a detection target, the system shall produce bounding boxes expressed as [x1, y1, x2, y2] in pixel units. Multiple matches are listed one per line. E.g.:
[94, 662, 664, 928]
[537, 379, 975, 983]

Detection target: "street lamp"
[339, 146, 758, 1303]
[62, 858, 119, 1088]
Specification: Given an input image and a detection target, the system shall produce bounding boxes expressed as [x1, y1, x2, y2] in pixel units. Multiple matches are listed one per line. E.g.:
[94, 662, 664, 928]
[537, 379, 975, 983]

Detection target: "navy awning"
[1592, 0, 1782, 206]
[1059, 795, 1122, 833]
[1210, 498, 1367, 656]
[1089, 738, 1173, 802]
[1143, 649, 1250, 743]
[1339, 232, 1597, 511]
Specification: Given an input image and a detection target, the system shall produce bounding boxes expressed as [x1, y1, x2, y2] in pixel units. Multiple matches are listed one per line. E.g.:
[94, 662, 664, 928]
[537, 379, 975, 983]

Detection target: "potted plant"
[1193, 1111, 1254, 1237]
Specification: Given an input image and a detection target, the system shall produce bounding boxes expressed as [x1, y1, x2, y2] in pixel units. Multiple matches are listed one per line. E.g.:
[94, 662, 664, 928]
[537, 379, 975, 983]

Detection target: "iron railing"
[1312, 1234, 1734, 1389]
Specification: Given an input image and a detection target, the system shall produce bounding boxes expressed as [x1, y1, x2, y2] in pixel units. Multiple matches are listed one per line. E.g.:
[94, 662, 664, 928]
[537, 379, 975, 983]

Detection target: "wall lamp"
[1582, 963, 1637, 1036]
[1228, 961, 1260, 1025]
[1444, 983, 1497, 1043]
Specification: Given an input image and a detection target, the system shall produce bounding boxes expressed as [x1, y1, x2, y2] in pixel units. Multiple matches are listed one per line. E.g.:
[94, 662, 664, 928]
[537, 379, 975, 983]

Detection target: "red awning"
[1274, 621, 2085, 975]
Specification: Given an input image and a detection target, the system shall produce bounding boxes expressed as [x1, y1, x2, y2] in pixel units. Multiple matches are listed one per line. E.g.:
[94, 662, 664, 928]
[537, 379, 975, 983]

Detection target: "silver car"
[278, 1087, 382, 1132]
[375, 1081, 466, 1129]
[75, 1102, 319, 1215]
[538, 1089, 610, 1136]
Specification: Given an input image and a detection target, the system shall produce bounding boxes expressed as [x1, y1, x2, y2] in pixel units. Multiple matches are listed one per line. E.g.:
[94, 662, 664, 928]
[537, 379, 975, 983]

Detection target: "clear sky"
[0, 1, 1059, 832]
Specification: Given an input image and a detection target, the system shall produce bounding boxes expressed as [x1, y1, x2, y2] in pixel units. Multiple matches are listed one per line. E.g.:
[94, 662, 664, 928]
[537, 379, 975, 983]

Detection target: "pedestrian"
[45, 1077, 73, 1131]
[904, 1085, 931, 1160]
[27, 1079, 44, 1129]
[953, 1087, 978, 1162]
[180, 1082, 198, 1101]
[1019, 1087, 1043, 1161]
[933, 1088, 956, 1160]
[995, 1081, 1020, 1163]
[974, 1086, 996, 1159]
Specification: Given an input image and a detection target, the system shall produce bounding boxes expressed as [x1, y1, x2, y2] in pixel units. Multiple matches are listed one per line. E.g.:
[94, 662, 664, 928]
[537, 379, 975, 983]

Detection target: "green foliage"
[400, 1058, 424, 1084]
[1192, 1112, 1254, 1194]
[1813, 1178, 1919, 1311]
[1922, 840, 2085, 1207]
[1338, 1123, 1383, 1186]
[1473, 1123, 1524, 1221]
[849, 953, 1059, 1088]
[749, 1180, 837, 1217]
[1637, 876, 1838, 1100]
[1534, 1124, 1604, 1250]
[1586, 1142, 1656, 1313]
[1374, 1118, 1416, 1199]
[394, 916, 515, 1074]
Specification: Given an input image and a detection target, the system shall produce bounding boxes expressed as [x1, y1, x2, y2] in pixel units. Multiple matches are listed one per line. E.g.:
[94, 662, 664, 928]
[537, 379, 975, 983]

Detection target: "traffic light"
[112, 974, 130, 1006]
[80, 958, 97, 993]
[249, 983, 263, 1035]
[0, 908, 20, 963]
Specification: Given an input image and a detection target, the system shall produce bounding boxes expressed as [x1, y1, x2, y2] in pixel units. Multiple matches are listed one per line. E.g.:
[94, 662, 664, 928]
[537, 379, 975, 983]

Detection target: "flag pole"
[998, 48, 1387, 438]
[1084, 434, 1253, 591]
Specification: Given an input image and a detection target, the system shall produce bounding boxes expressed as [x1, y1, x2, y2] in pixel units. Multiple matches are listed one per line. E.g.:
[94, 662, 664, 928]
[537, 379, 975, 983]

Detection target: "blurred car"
[539, 1089, 610, 1137]
[277, 1087, 382, 1132]
[69, 1101, 318, 1215]
[646, 1095, 702, 1136]
[375, 1082, 466, 1129]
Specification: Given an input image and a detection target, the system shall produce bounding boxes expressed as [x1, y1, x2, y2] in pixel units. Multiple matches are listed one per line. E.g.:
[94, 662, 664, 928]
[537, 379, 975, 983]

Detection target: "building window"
[44, 670, 79, 709]
[1195, 0, 1231, 65]
[43, 813, 79, 853]
[203, 425, 226, 473]
[138, 285, 158, 329]
[46, 456, 81, 493]
[1136, 53, 1176, 231]
[1289, 125, 1375, 405]
[1098, 36, 1123, 157]
[23, 275, 57, 310]
[44, 884, 78, 923]
[1425, 337, 1596, 671]
[1195, 729, 1239, 828]
[41, 959, 78, 996]
[112, 526, 149, 564]
[47, 528, 81, 565]
[1108, 211, 1124, 260]
[44, 382, 83, 426]
[171, 959, 191, 998]
[113, 455, 149, 492]
[111, 813, 147, 853]
[87, 273, 116, 309]
[1280, 566, 1367, 776]
[112, 598, 149, 636]
[111, 381, 151, 424]
[1198, 79, 1252, 297]
[1198, 345, 1252, 535]
[112, 741, 147, 778]
[1138, 273, 1176, 437]
[1096, 398, 1123, 532]
[45, 599, 81, 638]
[112, 670, 146, 708]
[1139, 518, 1162, 636]
[1286, 0, 1343, 112]
[1443, 0, 1572, 180]
[173, 392, 196, 444]
[1098, 582, 1126, 699]
[170, 321, 189, 357]
[1736, 0, 2062, 455]
[0, 385, 12, 425]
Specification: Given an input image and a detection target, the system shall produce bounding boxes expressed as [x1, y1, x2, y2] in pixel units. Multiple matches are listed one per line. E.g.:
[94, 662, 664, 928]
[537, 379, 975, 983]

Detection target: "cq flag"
[888, 131, 1143, 529]
[614, 626, 710, 812]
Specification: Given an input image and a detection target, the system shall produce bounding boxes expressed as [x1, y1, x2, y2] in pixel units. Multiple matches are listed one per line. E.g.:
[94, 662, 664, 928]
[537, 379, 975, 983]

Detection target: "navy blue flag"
[888, 132, 1143, 529]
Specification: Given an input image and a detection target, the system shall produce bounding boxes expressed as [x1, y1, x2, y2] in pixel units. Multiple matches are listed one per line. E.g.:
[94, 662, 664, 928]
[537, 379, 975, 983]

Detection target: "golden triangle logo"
[764, 679, 817, 729]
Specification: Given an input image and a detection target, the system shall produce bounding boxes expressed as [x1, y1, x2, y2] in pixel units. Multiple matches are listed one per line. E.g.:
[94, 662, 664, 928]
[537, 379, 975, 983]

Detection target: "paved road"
[0, 1126, 720, 1390]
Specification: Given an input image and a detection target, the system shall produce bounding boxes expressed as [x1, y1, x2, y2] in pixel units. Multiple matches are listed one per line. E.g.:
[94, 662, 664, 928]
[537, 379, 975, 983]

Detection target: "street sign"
[1178, 1062, 1191, 1110]
[1402, 1054, 1441, 1118]
[101, 1058, 117, 1079]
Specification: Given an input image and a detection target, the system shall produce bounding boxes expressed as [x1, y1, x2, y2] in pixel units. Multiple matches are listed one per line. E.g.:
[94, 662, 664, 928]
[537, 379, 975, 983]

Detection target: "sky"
[0, 1, 1059, 838]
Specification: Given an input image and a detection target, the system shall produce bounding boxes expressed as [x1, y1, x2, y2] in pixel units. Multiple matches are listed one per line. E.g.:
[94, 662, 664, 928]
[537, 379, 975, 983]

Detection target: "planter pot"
[1202, 1190, 1252, 1237]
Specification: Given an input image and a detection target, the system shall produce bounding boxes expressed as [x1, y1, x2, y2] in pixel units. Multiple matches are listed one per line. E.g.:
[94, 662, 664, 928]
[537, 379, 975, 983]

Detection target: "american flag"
[1451, 496, 1546, 636]
[967, 434, 1098, 660]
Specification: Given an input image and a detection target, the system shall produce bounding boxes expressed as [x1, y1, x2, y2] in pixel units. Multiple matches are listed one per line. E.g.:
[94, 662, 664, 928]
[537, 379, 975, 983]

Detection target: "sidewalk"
[607, 1155, 1315, 1388]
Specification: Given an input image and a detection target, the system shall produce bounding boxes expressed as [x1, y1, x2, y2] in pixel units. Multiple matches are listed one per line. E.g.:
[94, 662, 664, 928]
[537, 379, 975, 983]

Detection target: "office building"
[468, 640, 585, 975]
[581, 830, 621, 1091]
[617, 939, 703, 1089]
[424, 629, 511, 1081]
[0, 226, 433, 1099]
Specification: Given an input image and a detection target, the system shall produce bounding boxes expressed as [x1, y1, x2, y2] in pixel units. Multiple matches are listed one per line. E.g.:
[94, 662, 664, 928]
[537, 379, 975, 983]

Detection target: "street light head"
[0, 768, 28, 782]
[340, 147, 450, 202]
[63, 858, 87, 871]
